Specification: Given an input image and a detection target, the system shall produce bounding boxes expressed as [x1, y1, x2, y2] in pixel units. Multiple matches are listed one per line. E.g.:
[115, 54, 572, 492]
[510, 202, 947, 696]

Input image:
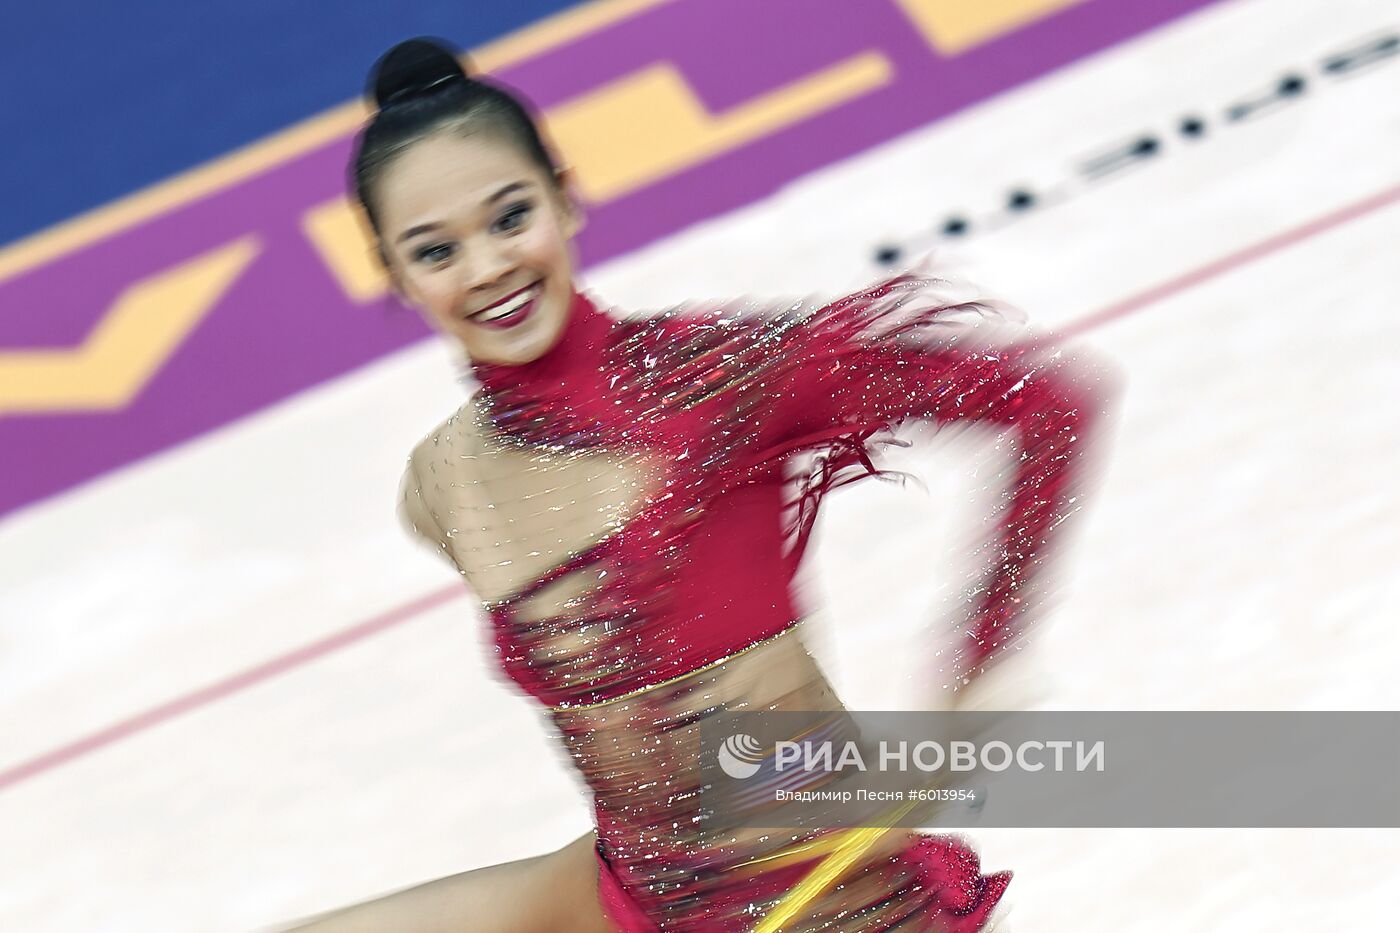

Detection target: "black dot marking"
[875, 38, 1389, 253]
[1007, 189, 1035, 211]
[1323, 35, 1398, 74]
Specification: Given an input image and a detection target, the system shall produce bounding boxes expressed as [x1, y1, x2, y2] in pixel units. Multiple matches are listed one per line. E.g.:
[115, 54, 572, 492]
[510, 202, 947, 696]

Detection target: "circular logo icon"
[717, 733, 765, 779]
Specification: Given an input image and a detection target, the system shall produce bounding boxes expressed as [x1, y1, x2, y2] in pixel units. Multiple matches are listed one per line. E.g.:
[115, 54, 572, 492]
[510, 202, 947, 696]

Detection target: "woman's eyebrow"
[487, 180, 532, 204]
[395, 182, 535, 244]
[397, 222, 442, 244]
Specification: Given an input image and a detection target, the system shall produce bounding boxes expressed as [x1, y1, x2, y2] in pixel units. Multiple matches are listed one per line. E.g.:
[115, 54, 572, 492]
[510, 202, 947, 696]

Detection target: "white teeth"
[475, 286, 540, 322]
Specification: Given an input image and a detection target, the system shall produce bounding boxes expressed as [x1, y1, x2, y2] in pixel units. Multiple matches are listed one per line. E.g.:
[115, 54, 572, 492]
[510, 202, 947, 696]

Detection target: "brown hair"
[350, 37, 560, 241]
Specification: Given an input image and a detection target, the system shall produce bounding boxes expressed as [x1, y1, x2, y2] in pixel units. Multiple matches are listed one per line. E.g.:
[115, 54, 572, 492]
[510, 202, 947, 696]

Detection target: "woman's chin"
[450, 295, 570, 366]
[461, 326, 556, 366]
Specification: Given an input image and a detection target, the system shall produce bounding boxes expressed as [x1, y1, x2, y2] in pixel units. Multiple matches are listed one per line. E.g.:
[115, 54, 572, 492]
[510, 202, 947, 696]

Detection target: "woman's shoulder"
[607, 297, 808, 378]
[403, 394, 487, 480]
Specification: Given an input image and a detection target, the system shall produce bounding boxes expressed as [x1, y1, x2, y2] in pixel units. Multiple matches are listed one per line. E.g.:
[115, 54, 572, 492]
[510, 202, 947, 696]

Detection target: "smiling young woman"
[375, 131, 582, 366]
[284, 35, 1112, 933]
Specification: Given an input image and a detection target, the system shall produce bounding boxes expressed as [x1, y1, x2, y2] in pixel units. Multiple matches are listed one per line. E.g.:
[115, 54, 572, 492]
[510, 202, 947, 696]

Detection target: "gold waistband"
[548, 617, 805, 712]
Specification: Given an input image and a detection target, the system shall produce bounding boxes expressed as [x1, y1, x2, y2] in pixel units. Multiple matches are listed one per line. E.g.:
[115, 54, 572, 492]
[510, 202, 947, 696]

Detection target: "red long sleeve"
[743, 271, 1113, 683]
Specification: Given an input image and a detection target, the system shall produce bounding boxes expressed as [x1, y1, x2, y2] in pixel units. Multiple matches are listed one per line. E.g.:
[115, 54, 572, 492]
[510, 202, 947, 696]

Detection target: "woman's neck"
[471, 288, 613, 400]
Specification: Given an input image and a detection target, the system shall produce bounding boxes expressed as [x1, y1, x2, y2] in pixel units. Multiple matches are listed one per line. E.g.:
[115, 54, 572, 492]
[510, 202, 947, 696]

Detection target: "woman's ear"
[554, 165, 587, 237]
[378, 246, 414, 304]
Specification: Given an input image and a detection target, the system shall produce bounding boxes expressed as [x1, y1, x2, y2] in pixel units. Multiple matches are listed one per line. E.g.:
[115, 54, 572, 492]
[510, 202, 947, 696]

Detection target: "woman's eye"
[413, 243, 455, 264]
[494, 202, 533, 233]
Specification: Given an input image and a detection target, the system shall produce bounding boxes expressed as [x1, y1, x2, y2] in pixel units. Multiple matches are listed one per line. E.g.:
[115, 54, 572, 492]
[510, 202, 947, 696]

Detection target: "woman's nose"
[459, 240, 513, 295]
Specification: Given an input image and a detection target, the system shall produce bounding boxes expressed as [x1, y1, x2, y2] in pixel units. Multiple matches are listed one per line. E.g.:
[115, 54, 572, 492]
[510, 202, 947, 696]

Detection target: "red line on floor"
[0, 585, 464, 793]
[1061, 181, 1400, 339]
[2, 179, 1398, 796]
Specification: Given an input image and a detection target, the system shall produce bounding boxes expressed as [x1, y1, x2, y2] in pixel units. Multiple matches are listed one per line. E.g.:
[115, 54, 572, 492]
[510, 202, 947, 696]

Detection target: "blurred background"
[2, 0, 1397, 929]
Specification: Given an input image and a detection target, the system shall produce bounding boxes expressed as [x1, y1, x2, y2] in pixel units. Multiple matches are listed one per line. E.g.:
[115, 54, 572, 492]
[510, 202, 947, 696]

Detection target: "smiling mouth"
[468, 281, 543, 327]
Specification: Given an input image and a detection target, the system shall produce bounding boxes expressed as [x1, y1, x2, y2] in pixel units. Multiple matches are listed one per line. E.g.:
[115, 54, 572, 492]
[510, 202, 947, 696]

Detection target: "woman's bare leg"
[279, 831, 614, 933]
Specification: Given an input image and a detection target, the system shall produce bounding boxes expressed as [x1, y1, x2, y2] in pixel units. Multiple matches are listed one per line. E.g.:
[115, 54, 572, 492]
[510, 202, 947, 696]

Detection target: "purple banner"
[0, 0, 1224, 518]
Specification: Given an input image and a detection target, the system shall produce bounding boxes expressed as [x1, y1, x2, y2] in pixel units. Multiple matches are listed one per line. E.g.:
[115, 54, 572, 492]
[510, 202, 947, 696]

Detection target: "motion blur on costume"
[2, 1, 1398, 930]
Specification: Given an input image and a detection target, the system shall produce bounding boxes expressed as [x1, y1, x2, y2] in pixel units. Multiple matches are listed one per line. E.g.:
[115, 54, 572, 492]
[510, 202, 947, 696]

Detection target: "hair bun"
[370, 37, 473, 109]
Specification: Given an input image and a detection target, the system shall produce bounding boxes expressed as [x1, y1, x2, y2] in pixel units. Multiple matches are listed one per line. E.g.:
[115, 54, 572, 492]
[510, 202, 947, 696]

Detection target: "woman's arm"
[314, 467, 605, 931]
[398, 453, 457, 569]
[278, 831, 611, 933]
[746, 270, 1116, 686]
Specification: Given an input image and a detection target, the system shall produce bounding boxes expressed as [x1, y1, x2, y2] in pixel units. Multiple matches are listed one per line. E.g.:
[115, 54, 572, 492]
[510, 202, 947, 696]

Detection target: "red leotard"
[400, 269, 1109, 931]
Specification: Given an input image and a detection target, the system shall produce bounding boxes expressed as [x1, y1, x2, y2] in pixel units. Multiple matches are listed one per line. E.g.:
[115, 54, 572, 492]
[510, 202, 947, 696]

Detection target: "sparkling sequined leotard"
[399, 270, 1106, 931]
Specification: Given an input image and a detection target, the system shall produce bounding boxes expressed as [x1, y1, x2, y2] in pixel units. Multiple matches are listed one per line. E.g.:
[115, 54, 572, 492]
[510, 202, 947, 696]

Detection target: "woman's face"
[375, 130, 582, 366]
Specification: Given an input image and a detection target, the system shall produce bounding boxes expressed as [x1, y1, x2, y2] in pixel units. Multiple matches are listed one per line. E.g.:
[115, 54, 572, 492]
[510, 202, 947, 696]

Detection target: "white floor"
[2, 0, 1397, 929]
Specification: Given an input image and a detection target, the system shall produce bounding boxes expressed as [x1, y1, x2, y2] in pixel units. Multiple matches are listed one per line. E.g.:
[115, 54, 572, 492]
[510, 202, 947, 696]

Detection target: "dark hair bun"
[370, 37, 473, 109]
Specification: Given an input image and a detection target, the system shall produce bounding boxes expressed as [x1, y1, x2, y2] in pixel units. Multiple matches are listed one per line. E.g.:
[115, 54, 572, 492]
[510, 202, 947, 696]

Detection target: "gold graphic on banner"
[305, 52, 894, 304]
[303, 198, 387, 303]
[545, 52, 893, 203]
[893, 0, 1088, 53]
[0, 1, 1093, 401]
[0, 238, 259, 413]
